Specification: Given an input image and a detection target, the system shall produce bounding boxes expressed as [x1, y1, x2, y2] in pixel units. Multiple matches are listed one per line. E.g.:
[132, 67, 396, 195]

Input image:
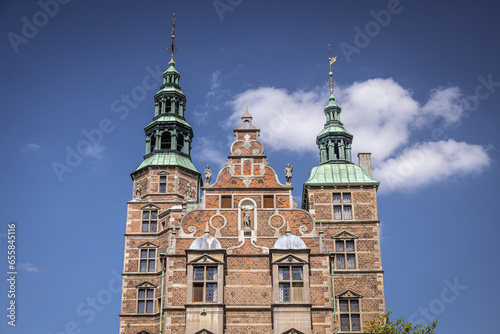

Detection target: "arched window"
[177, 133, 184, 152]
[161, 132, 171, 150]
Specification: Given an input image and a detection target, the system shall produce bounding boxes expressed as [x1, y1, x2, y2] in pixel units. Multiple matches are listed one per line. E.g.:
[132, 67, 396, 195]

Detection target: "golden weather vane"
[167, 13, 178, 60]
[328, 44, 337, 94]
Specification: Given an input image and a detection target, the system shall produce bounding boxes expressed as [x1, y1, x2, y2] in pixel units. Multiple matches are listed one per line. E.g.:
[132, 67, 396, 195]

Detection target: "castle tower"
[301, 48, 386, 332]
[119, 16, 201, 334]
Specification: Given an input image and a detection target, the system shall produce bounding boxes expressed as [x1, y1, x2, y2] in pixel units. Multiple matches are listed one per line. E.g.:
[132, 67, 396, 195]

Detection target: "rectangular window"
[159, 176, 167, 193]
[333, 192, 353, 220]
[192, 266, 218, 303]
[138, 288, 154, 313]
[335, 240, 356, 270]
[221, 195, 232, 208]
[139, 249, 156, 272]
[339, 299, 361, 332]
[263, 195, 274, 208]
[142, 210, 158, 233]
[278, 266, 303, 303]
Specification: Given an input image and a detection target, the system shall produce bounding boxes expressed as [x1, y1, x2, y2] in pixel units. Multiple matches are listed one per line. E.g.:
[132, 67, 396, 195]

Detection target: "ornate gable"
[194, 329, 214, 334]
[135, 281, 157, 289]
[140, 203, 161, 211]
[336, 289, 363, 298]
[282, 328, 305, 334]
[188, 254, 223, 265]
[138, 241, 159, 248]
[273, 253, 308, 265]
[331, 230, 358, 239]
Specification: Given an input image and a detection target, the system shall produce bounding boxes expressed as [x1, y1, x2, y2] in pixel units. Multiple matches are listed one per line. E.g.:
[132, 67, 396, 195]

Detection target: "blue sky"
[1, 0, 499, 333]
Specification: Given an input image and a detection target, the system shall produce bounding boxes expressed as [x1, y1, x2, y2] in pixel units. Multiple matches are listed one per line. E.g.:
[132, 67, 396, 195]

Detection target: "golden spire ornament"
[167, 13, 178, 61]
[328, 43, 337, 94]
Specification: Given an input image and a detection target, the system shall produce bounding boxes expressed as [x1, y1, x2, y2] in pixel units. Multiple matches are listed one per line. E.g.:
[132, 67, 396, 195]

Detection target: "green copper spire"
[136, 15, 197, 173]
[316, 48, 353, 164]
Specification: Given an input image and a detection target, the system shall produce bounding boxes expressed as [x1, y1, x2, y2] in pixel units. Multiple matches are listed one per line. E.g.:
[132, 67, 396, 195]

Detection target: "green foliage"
[362, 310, 438, 334]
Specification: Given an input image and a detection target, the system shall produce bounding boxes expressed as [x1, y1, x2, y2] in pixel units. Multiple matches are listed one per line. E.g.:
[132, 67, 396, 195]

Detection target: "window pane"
[351, 314, 360, 331]
[141, 250, 148, 258]
[346, 240, 354, 252]
[149, 249, 156, 258]
[151, 211, 157, 219]
[150, 222, 157, 233]
[193, 283, 203, 302]
[138, 289, 145, 299]
[347, 254, 356, 269]
[340, 314, 350, 331]
[146, 300, 153, 313]
[138, 300, 145, 313]
[278, 267, 290, 280]
[292, 267, 303, 280]
[343, 193, 351, 204]
[333, 193, 341, 204]
[160, 176, 166, 182]
[206, 267, 217, 280]
[336, 241, 344, 252]
[336, 254, 345, 269]
[221, 196, 231, 208]
[292, 282, 303, 302]
[206, 283, 217, 302]
[334, 206, 342, 220]
[148, 260, 155, 272]
[344, 206, 352, 220]
[279, 283, 290, 302]
[193, 267, 204, 280]
[142, 222, 149, 233]
[143, 212, 149, 219]
[263, 195, 274, 208]
[339, 300, 349, 312]
[140, 260, 147, 272]
[159, 183, 166, 193]
[147, 289, 154, 298]
[351, 300, 359, 312]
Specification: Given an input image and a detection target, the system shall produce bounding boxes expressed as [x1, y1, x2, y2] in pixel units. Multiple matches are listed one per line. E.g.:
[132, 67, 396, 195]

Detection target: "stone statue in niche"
[204, 164, 211, 185]
[134, 183, 142, 199]
[285, 163, 293, 185]
[186, 183, 195, 201]
[243, 209, 251, 229]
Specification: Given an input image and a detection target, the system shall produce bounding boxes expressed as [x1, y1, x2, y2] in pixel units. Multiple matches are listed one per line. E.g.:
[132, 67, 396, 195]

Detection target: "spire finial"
[167, 13, 178, 61]
[328, 44, 337, 94]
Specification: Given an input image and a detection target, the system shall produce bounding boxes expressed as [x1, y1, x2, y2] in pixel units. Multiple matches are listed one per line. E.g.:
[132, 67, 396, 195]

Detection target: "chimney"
[358, 153, 373, 177]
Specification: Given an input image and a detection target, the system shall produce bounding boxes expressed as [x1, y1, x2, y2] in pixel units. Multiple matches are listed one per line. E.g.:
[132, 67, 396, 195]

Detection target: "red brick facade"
[119, 113, 385, 333]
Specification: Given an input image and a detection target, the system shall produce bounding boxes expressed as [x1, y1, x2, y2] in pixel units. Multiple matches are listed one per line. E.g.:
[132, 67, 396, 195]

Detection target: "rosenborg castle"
[118, 23, 385, 334]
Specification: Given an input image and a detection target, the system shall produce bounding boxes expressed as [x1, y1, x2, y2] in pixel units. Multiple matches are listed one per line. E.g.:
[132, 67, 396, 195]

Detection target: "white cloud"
[81, 144, 106, 159]
[192, 136, 228, 169]
[22, 143, 41, 152]
[18, 262, 41, 273]
[374, 140, 491, 193]
[226, 87, 325, 153]
[223, 78, 491, 193]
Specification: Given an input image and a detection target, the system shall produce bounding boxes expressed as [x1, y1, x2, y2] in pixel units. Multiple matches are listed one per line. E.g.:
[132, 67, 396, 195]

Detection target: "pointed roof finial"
[285, 221, 291, 234]
[328, 44, 337, 95]
[167, 13, 178, 62]
[238, 103, 256, 129]
[204, 221, 210, 234]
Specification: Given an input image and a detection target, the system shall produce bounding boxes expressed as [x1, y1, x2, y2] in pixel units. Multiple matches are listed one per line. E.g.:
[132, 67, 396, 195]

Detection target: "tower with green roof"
[119, 17, 201, 334]
[301, 47, 386, 332]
